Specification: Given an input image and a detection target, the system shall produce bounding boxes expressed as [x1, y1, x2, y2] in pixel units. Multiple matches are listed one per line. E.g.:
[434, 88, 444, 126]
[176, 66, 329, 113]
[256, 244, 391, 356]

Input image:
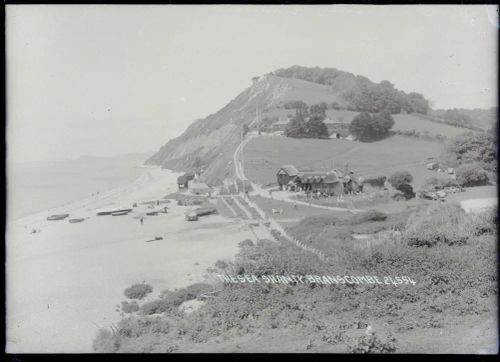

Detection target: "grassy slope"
[244, 135, 448, 188]
[392, 113, 477, 137]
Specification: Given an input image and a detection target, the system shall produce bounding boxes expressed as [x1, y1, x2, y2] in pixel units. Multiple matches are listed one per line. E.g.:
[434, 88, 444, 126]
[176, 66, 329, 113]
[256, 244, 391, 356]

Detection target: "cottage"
[277, 165, 299, 189]
[177, 175, 188, 190]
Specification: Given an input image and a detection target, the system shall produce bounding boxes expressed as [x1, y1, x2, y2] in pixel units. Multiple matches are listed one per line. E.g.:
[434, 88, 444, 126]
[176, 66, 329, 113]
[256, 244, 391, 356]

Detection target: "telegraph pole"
[256, 103, 261, 135]
[241, 123, 245, 194]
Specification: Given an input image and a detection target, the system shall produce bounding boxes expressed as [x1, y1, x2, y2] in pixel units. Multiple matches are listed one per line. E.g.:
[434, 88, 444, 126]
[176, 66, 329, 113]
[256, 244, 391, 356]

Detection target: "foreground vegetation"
[93, 202, 497, 353]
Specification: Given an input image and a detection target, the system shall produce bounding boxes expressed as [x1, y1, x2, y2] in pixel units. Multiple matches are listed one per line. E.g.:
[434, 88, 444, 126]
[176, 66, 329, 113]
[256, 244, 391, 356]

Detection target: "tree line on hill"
[283, 102, 396, 141]
[274, 65, 430, 115]
[284, 103, 330, 139]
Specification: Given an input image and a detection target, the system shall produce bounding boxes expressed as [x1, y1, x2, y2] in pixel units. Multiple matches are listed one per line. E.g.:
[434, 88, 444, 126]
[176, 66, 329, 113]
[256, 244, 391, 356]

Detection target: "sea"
[7, 152, 154, 221]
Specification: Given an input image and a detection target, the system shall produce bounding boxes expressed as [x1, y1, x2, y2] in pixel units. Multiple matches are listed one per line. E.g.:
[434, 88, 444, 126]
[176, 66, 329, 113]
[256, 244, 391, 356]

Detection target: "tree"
[455, 164, 489, 187]
[388, 171, 413, 190]
[285, 112, 307, 138]
[306, 117, 329, 139]
[388, 171, 414, 199]
[349, 112, 394, 141]
[243, 124, 250, 137]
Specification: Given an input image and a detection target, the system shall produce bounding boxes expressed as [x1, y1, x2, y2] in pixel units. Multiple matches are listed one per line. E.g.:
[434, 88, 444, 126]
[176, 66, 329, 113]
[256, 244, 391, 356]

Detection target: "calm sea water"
[7, 153, 153, 220]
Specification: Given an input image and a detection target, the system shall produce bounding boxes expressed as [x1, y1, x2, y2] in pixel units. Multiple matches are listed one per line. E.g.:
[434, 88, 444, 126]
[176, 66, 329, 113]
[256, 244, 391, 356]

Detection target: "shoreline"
[6, 166, 254, 353]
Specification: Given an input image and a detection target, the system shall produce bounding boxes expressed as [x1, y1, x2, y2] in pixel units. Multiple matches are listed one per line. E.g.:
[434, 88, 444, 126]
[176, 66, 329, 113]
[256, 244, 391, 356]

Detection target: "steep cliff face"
[146, 74, 305, 185]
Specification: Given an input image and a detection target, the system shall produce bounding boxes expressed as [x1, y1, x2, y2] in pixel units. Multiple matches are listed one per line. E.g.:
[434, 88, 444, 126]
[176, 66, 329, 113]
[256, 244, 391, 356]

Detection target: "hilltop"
[146, 66, 492, 185]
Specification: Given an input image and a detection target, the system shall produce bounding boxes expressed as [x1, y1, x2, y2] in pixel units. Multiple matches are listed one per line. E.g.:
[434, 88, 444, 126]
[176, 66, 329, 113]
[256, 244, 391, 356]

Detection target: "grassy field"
[244, 135, 447, 188]
[392, 113, 477, 137]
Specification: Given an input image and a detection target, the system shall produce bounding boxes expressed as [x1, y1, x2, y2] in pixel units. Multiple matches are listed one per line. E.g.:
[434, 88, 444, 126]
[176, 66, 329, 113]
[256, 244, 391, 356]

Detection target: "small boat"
[69, 218, 85, 223]
[146, 211, 158, 216]
[97, 207, 132, 216]
[146, 236, 163, 243]
[111, 210, 130, 216]
[47, 214, 69, 221]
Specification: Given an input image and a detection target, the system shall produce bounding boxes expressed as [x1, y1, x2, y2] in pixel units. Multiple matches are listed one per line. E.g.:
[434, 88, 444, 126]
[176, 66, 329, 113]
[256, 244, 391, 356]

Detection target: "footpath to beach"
[6, 167, 258, 353]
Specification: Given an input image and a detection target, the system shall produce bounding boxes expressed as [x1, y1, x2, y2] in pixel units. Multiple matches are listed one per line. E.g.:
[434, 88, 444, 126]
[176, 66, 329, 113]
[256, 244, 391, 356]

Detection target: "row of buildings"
[276, 165, 347, 196]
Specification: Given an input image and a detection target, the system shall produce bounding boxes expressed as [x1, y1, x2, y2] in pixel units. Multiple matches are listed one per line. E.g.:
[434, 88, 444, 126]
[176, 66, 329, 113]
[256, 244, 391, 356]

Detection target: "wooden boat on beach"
[96, 207, 132, 216]
[111, 210, 131, 216]
[47, 214, 70, 221]
[69, 218, 85, 223]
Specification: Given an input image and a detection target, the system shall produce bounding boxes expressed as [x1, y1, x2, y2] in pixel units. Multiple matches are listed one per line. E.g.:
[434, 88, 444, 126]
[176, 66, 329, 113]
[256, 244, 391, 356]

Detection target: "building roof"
[296, 170, 342, 184]
[278, 165, 299, 177]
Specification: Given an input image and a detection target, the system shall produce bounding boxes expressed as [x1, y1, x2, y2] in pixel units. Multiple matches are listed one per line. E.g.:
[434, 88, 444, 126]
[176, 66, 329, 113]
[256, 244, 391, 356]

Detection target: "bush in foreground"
[403, 202, 478, 247]
[124, 283, 153, 300]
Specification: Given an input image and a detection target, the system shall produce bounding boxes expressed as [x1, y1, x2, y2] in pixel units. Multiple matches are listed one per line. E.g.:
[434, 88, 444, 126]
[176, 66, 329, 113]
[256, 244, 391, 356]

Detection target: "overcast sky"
[6, 5, 498, 163]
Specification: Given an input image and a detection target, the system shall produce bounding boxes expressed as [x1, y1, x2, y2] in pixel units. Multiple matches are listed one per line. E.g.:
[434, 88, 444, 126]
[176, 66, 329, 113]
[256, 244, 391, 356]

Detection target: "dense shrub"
[404, 203, 474, 247]
[121, 300, 140, 314]
[442, 132, 497, 172]
[124, 283, 153, 300]
[455, 163, 489, 186]
[347, 332, 398, 353]
[388, 171, 415, 199]
[388, 171, 413, 189]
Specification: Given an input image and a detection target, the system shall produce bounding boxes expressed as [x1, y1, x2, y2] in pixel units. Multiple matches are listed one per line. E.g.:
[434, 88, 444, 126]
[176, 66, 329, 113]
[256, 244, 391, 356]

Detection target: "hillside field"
[244, 135, 449, 188]
[259, 107, 474, 139]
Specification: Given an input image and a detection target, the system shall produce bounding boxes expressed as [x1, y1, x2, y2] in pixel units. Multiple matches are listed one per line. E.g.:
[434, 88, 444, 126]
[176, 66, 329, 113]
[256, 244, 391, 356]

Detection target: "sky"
[6, 5, 498, 163]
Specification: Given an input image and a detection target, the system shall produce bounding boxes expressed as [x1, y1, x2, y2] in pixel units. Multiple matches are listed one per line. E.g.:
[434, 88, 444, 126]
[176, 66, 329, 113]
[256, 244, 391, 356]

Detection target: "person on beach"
[140, 217, 144, 225]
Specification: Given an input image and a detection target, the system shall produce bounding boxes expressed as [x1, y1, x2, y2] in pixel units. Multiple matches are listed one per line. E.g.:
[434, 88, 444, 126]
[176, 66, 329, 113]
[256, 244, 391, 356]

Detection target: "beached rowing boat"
[69, 218, 85, 223]
[96, 207, 132, 216]
[111, 210, 130, 216]
[47, 214, 70, 221]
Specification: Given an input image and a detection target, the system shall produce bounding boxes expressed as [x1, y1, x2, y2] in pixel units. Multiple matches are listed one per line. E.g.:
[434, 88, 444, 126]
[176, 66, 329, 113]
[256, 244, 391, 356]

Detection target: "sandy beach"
[6, 167, 256, 353]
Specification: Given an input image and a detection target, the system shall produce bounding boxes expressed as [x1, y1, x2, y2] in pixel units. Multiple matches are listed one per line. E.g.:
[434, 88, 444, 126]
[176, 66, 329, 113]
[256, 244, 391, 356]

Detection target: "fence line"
[238, 194, 335, 263]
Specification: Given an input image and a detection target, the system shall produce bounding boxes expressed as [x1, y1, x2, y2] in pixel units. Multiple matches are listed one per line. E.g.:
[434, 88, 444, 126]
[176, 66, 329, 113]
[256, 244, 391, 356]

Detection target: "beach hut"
[177, 175, 188, 190]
